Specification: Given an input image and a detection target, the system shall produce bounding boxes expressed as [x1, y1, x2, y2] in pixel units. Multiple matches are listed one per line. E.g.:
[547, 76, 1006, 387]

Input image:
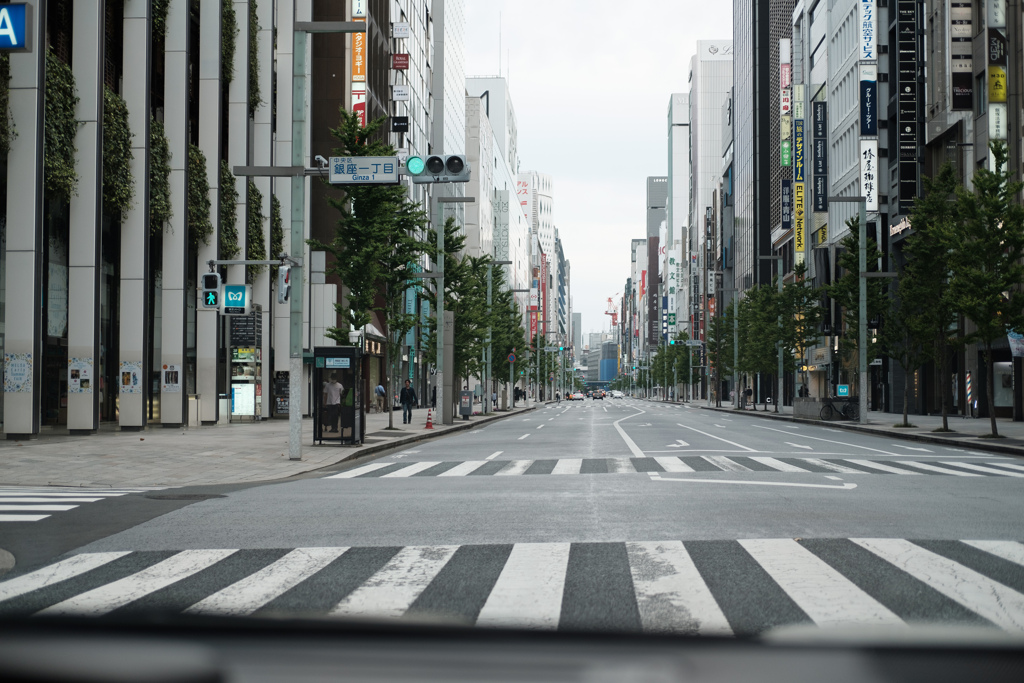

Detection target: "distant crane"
[605, 295, 619, 329]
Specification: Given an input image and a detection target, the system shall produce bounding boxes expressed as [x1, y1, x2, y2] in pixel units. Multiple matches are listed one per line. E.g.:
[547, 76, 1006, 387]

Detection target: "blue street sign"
[223, 284, 250, 316]
[837, 384, 850, 397]
[508, 353, 515, 363]
[0, 5, 29, 51]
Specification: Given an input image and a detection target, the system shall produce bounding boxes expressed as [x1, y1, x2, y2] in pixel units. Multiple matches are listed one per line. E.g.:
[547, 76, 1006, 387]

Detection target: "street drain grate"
[144, 493, 227, 501]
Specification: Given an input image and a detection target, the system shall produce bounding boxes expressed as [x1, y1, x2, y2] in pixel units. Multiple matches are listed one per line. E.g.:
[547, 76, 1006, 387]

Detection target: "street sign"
[329, 156, 400, 185]
[508, 353, 515, 363]
[222, 284, 252, 316]
[837, 384, 850, 397]
[685, 340, 702, 347]
[0, 5, 30, 52]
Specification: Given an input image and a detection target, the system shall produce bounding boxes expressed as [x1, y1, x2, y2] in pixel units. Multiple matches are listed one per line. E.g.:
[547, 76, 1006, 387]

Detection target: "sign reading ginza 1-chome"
[329, 157, 400, 184]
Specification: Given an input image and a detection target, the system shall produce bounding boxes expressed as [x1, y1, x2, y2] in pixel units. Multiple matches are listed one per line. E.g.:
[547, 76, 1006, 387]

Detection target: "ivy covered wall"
[102, 87, 134, 219]
[219, 159, 240, 258]
[187, 144, 213, 252]
[149, 117, 172, 234]
[44, 49, 79, 200]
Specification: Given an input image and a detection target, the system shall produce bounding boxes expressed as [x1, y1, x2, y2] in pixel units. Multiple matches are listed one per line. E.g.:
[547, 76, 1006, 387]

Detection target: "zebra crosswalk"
[326, 457, 1024, 479]
[2, 538, 1023, 634]
[0, 487, 156, 523]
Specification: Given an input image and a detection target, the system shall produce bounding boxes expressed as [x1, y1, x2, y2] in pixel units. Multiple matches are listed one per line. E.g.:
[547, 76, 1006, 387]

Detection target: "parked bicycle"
[819, 397, 858, 421]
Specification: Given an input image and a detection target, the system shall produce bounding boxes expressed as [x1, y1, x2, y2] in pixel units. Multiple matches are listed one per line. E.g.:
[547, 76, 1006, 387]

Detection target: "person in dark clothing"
[400, 380, 418, 424]
[431, 385, 437, 409]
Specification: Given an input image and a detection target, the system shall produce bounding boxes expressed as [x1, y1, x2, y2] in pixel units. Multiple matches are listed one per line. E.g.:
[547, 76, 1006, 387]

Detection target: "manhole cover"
[144, 493, 227, 501]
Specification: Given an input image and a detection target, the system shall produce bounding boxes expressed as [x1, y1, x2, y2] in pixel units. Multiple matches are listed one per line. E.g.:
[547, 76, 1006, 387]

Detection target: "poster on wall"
[162, 364, 181, 393]
[68, 358, 93, 393]
[4, 353, 31, 393]
[119, 361, 143, 394]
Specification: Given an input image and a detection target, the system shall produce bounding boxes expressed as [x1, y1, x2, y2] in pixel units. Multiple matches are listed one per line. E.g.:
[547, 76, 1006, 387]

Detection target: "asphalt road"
[2, 398, 1023, 636]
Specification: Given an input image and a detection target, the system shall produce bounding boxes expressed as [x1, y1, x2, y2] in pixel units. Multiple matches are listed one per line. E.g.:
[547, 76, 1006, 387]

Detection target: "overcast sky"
[464, 1, 733, 338]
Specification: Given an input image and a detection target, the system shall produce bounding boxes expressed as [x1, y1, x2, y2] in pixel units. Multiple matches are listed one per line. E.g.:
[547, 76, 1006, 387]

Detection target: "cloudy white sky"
[464, 1, 733, 337]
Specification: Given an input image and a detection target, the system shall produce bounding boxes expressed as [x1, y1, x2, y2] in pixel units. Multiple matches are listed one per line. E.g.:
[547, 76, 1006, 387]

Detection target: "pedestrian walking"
[400, 380, 418, 424]
[322, 373, 343, 433]
[431, 385, 437, 409]
[492, 391, 497, 409]
[375, 382, 386, 413]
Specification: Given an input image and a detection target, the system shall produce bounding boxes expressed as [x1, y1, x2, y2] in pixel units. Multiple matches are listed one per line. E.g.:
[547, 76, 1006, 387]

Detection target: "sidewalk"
[691, 401, 1024, 458]
[0, 402, 539, 489]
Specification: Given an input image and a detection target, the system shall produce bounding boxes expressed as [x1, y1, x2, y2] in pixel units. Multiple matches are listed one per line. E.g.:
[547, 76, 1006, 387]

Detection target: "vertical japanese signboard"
[781, 179, 792, 232]
[860, 0, 876, 60]
[896, 0, 920, 215]
[351, 16, 367, 126]
[860, 140, 879, 212]
[813, 101, 828, 213]
[859, 64, 877, 135]
[988, 0, 1008, 151]
[794, 183, 805, 257]
[794, 118, 805, 183]
[950, 2, 973, 110]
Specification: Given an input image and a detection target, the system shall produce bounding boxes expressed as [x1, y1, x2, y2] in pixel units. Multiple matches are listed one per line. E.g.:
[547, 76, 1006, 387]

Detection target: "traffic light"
[277, 264, 291, 304]
[406, 154, 471, 184]
[201, 272, 221, 309]
[669, 339, 675, 345]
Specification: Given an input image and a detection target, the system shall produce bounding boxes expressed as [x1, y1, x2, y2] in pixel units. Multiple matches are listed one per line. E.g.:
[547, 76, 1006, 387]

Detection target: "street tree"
[781, 261, 823, 398]
[737, 281, 782, 410]
[487, 265, 528, 406]
[706, 308, 734, 406]
[947, 141, 1024, 437]
[309, 110, 429, 429]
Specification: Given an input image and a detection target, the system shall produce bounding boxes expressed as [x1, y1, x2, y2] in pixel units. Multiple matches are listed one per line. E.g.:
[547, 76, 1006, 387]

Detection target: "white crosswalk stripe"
[551, 458, 582, 474]
[941, 462, 1024, 477]
[494, 460, 533, 476]
[381, 461, 440, 478]
[701, 455, 752, 472]
[0, 487, 155, 523]
[438, 461, 489, 477]
[845, 459, 922, 475]
[328, 462, 393, 478]
[898, 461, 983, 477]
[800, 458, 865, 474]
[608, 458, 636, 474]
[5, 539, 1024, 633]
[749, 457, 811, 473]
[654, 456, 694, 472]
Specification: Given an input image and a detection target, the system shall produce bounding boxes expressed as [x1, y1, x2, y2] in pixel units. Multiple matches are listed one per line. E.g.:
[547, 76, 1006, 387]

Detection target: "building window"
[976, 73, 987, 116]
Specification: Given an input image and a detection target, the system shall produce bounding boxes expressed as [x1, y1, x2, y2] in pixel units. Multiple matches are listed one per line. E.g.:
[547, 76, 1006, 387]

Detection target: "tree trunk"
[386, 342, 394, 430]
[985, 343, 998, 437]
[940, 334, 950, 431]
[902, 364, 910, 427]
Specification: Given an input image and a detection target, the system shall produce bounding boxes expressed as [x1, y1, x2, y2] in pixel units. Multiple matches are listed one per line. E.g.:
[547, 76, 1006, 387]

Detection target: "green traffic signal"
[407, 156, 425, 174]
[205, 291, 219, 306]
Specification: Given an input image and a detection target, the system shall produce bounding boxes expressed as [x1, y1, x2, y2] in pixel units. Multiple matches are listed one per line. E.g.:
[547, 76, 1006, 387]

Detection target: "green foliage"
[0, 52, 15, 157]
[149, 117, 172, 234]
[102, 87, 134, 219]
[222, 0, 238, 85]
[487, 265, 528, 384]
[248, 0, 262, 113]
[219, 160, 240, 258]
[152, 0, 170, 39]
[187, 144, 213, 252]
[781, 261, 824, 381]
[44, 49, 79, 200]
[947, 141, 1024, 436]
[706, 307, 734, 404]
[270, 194, 284, 259]
[246, 180, 266, 282]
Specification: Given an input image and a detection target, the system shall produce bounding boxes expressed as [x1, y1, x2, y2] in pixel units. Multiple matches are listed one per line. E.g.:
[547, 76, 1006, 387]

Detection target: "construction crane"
[605, 295, 619, 328]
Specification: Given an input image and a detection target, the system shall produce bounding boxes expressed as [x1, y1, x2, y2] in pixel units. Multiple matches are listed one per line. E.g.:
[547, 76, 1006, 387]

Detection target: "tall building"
[517, 171, 554, 340]
[733, 0, 795, 293]
[572, 312, 583, 360]
[646, 177, 668, 349]
[667, 94, 691, 340]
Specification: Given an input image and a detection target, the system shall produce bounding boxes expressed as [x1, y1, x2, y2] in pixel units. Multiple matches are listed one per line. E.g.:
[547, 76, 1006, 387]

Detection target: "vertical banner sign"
[780, 115, 792, 141]
[493, 191, 510, 260]
[897, 0, 920, 215]
[781, 179, 793, 231]
[813, 101, 828, 212]
[540, 254, 548, 337]
[987, 0, 1007, 146]
[794, 118, 805, 183]
[859, 64, 878, 135]
[793, 84, 805, 120]
[794, 182, 805, 257]
[781, 140, 792, 166]
[780, 88, 792, 115]
[950, 2, 973, 110]
[860, 140, 879, 211]
[351, 18, 367, 126]
[860, 0, 876, 60]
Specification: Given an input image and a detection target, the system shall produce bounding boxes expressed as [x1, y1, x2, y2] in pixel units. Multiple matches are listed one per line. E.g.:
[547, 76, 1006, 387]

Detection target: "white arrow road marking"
[785, 442, 813, 450]
[613, 408, 647, 458]
[677, 423, 758, 452]
[648, 473, 857, 490]
[891, 444, 933, 452]
[666, 440, 690, 448]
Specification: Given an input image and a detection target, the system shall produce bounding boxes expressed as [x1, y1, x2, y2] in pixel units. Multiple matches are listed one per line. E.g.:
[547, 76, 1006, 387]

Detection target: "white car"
[611, 390, 624, 398]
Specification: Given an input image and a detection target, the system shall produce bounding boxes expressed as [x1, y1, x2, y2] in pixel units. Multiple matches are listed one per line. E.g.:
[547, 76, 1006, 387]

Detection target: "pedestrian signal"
[201, 272, 221, 309]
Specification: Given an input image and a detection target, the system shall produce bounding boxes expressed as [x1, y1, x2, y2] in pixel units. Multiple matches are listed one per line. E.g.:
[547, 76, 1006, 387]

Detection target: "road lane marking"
[381, 462, 441, 478]
[753, 425, 899, 455]
[962, 540, 1024, 567]
[750, 457, 812, 473]
[494, 460, 533, 476]
[551, 459, 582, 474]
[331, 546, 458, 618]
[984, 462, 1024, 472]
[439, 461, 490, 476]
[518, 434, 530, 440]
[897, 461, 982, 476]
[852, 539, 1024, 630]
[0, 552, 131, 603]
[536, 424, 544, 429]
[846, 460, 922, 475]
[677, 424, 757, 452]
[0, 504, 79, 512]
[654, 457, 694, 472]
[785, 442, 813, 450]
[329, 462, 392, 479]
[485, 451, 503, 460]
[626, 541, 732, 635]
[188, 547, 348, 616]
[666, 440, 690, 448]
[476, 543, 570, 629]
[891, 444, 933, 452]
[0, 514, 50, 522]
[941, 462, 1024, 477]
[613, 408, 647, 458]
[739, 539, 903, 627]
[39, 549, 238, 616]
[701, 455, 752, 472]
[648, 473, 857, 490]
[800, 458, 865, 474]
[824, 476, 843, 480]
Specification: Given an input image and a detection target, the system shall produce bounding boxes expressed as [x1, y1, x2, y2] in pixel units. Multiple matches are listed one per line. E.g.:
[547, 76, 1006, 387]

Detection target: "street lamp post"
[485, 260, 514, 415]
[759, 255, 784, 412]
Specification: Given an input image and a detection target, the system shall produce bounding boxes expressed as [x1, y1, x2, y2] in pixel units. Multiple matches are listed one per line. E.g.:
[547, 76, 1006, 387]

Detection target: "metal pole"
[435, 199, 445, 425]
[288, 29, 306, 461]
[859, 200, 868, 424]
[734, 292, 739, 409]
[485, 264, 492, 415]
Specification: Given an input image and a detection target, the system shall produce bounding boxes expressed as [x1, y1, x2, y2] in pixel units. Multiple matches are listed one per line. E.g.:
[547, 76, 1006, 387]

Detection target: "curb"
[698, 405, 1024, 459]
[316, 404, 542, 472]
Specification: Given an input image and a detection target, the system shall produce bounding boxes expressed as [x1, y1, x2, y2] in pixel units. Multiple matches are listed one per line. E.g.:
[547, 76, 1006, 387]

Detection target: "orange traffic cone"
[425, 408, 433, 429]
